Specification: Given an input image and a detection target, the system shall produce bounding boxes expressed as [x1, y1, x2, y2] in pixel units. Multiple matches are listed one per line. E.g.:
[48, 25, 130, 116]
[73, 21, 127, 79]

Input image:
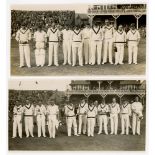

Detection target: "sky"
[9, 79, 71, 91]
[9, 80, 145, 90]
[11, 4, 89, 13]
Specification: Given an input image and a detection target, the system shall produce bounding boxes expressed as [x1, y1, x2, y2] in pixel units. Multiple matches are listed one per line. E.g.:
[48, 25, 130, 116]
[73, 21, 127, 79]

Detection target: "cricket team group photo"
[10, 4, 146, 76]
[9, 3, 147, 152]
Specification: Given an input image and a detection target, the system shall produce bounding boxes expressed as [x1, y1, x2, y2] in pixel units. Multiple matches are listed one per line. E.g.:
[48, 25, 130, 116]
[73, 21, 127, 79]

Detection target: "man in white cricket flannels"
[97, 100, 109, 135]
[47, 22, 60, 66]
[35, 100, 47, 138]
[15, 22, 32, 68]
[47, 99, 59, 138]
[12, 100, 23, 138]
[113, 24, 127, 65]
[94, 100, 99, 127]
[64, 100, 69, 128]
[82, 23, 91, 65]
[131, 97, 143, 135]
[61, 25, 72, 65]
[102, 19, 115, 64]
[71, 25, 83, 67]
[23, 99, 35, 138]
[120, 100, 131, 135]
[90, 21, 103, 65]
[65, 100, 79, 136]
[77, 98, 88, 135]
[109, 98, 120, 135]
[127, 23, 140, 65]
[33, 25, 47, 67]
[86, 100, 97, 137]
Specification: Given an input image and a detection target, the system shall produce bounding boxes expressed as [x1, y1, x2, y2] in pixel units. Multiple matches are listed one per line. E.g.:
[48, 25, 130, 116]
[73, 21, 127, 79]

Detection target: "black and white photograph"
[7, 1, 148, 154]
[10, 4, 146, 76]
[8, 79, 146, 151]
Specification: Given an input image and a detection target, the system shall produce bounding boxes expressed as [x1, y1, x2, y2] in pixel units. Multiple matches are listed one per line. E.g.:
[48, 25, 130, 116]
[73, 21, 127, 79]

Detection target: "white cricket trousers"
[103, 38, 113, 63]
[115, 44, 124, 64]
[128, 42, 138, 64]
[13, 115, 22, 138]
[83, 39, 90, 64]
[91, 40, 102, 65]
[98, 115, 108, 134]
[72, 42, 83, 66]
[36, 115, 46, 137]
[110, 114, 118, 135]
[24, 116, 34, 137]
[48, 115, 57, 138]
[132, 113, 141, 135]
[63, 40, 71, 65]
[78, 114, 87, 134]
[89, 40, 92, 64]
[48, 42, 59, 66]
[67, 116, 78, 136]
[87, 117, 95, 136]
[121, 114, 129, 135]
[35, 42, 45, 67]
[19, 44, 31, 67]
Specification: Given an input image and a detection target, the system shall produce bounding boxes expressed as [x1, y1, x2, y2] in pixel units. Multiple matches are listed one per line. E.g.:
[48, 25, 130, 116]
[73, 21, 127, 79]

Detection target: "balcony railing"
[67, 89, 146, 95]
[87, 9, 146, 15]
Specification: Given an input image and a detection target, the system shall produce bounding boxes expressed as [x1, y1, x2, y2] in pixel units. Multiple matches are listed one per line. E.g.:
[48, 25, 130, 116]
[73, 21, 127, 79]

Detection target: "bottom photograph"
[8, 79, 146, 151]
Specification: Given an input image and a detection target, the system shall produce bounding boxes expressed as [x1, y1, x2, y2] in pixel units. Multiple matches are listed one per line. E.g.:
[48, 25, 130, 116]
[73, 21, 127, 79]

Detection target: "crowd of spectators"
[11, 10, 75, 35]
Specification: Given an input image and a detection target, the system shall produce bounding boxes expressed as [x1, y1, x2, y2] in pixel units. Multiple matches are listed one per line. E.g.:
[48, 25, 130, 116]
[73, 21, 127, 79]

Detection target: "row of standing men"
[12, 96, 143, 139]
[15, 19, 140, 68]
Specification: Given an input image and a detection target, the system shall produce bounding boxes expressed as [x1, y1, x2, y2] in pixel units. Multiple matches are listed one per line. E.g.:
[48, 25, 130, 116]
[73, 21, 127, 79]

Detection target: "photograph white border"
[3, 0, 153, 155]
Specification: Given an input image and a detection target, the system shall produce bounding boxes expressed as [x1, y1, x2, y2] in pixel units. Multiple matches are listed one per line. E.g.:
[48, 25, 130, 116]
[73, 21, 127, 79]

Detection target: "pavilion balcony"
[88, 8, 146, 15]
[66, 89, 146, 95]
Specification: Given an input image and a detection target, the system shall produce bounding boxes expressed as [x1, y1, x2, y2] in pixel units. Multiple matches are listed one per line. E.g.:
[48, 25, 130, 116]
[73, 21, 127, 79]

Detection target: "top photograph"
[10, 4, 146, 76]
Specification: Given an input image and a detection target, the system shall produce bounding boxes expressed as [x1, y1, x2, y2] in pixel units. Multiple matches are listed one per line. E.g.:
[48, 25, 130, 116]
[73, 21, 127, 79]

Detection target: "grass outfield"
[9, 114, 145, 151]
[10, 39, 146, 76]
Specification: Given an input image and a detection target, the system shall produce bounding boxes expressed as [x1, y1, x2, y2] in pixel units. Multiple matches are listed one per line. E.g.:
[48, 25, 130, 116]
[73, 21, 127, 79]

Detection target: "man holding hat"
[102, 19, 115, 65]
[114, 25, 126, 65]
[127, 23, 140, 65]
[33, 25, 47, 67]
[12, 100, 23, 138]
[131, 97, 143, 135]
[15, 22, 32, 68]
[113, 24, 127, 65]
[65, 100, 79, 136]
[46, 99, 59, 138]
